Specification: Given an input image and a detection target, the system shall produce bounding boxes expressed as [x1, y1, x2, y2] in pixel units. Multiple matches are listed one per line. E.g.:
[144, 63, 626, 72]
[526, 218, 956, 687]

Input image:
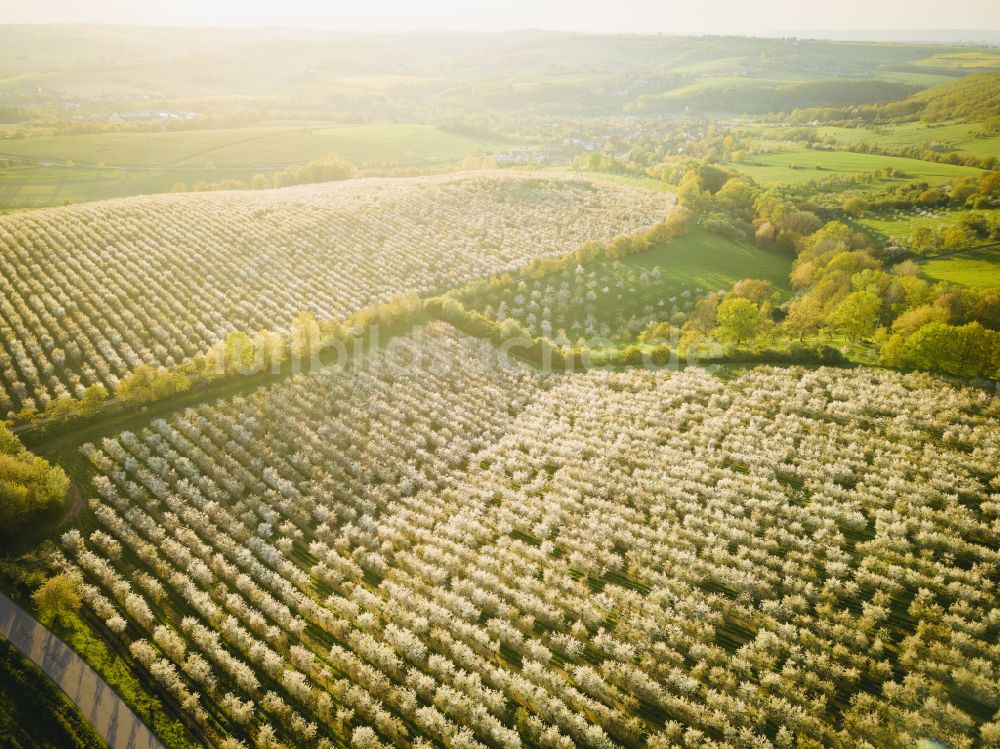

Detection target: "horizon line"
[1, 21, 998, 38]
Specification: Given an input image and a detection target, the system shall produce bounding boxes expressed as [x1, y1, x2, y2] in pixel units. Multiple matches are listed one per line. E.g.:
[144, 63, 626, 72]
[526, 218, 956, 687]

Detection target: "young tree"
[892, 305, 950, 337]
[714, 297, 772, 345]
[79, 385, 109, 417]
[290, 312, 323, 371]
[728, 279, 774, 304]
[829, 291, 881, 341]
[941, 225, 973, 251]
[784, 295, 824, 341]
[33, 574, 81, 625]
[115, 365, 190, 404]
[43, 396, 79, 423]
[223, 332, 256, 375]
[908, 225, 938, 254]
[255, 329, 287, 373]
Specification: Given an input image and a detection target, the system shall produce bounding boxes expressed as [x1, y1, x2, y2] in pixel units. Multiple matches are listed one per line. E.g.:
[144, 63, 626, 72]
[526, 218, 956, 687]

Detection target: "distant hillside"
[898, 71, 1000, 120]
[791, 71, 1000, 123]
[0, 25, 994, 118]
[776, 29, 1000, 45]
[636, 78, 921, 115]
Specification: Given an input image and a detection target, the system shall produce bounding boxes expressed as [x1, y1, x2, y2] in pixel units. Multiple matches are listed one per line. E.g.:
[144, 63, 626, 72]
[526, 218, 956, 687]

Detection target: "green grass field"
[549, 168, 674, 193]
[0, 163, 271, 211]
[461, 229, 792, 345]
[0, 122, 522, 209]
[794, 121, 1000, 158]
[912, 50, 1000, 70]
[659, 76, 789, 97]
[728, 148, 984, 186]
[869, 70, 958, 87]
[0, 123, 515, 169]
[859, 209, 994, 240]
[919, 245, 1000, 288]
[605, 229, 793, 293]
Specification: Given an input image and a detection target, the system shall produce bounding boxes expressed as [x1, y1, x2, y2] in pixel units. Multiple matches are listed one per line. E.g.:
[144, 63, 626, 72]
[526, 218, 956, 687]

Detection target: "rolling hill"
[0, 171, 670, 415]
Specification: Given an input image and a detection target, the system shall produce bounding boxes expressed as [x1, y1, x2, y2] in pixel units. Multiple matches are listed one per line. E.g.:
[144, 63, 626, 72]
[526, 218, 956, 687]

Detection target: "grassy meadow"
[859, 208, 995, 239]
[727, 148, 985, 185]
[460, 229, 792, 347]
[0, 123, 519, 209]
[605, 229, 793, 293]
[0, 163, 266, 211]
[919, 245, 1000, 287]
[0, 123, 515, 168]
[798, 121, 1000, 157]
[912, 49, 1000, 69]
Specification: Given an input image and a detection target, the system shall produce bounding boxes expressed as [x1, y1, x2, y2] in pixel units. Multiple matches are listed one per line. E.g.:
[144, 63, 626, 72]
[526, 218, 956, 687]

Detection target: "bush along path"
[0, 591, 163, 749]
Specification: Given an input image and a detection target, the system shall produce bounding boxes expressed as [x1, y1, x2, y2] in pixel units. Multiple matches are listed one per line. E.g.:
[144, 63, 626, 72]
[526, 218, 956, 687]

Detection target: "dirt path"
[0, 592, 164, 749]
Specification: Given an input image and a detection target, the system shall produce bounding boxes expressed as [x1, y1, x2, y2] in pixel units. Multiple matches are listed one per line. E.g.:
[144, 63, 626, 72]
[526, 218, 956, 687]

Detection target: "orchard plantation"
[0, 24, 998, 749]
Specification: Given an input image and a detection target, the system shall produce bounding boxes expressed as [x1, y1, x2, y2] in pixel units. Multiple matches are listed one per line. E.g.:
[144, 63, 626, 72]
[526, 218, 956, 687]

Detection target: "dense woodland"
[0, 422, 67, 530]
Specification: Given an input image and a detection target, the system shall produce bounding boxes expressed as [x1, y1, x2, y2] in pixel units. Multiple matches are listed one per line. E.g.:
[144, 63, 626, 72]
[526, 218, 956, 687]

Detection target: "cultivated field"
[727, 149, 984, 186]
[0, 172, 671, 416]
[0, 124, 520, 210]
[1, 24, 999, 749]
[0, 124, 514, 169]
[805, 122, 1000, 158]
[456, 229, 791, 346]
[914, 49, 1000, 69]
[60, 323, 1000, 748]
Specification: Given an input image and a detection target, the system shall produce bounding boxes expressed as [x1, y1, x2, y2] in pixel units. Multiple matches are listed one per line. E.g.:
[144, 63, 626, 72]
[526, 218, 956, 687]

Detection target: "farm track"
[0, 591, 164, 749]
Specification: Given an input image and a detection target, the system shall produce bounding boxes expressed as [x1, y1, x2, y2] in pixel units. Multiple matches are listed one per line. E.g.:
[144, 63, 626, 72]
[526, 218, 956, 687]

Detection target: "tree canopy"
[714, 297, 773, 345]
[0, 423, 69, 532]
[32, 574, 81, 626]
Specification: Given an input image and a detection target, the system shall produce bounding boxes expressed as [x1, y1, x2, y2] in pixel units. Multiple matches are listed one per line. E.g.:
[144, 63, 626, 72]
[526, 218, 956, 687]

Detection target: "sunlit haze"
[0, 0, 999, 745]
[2, 0, 999, 34]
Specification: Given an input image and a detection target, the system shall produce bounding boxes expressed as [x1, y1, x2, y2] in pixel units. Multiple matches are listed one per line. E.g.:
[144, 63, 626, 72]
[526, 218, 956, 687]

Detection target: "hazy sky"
[1, 0, 998, 33]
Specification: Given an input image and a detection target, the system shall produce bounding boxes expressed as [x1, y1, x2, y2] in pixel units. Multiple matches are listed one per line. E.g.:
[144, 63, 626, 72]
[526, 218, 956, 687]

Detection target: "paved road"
[0, 592, 164, 749]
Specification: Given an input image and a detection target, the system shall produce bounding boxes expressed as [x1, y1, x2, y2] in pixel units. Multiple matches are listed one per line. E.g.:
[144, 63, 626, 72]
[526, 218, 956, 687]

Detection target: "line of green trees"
[838, 170, 1000, 219]
[674, 165, 1000, 378]
[0, 422, 69, 532]
[169, 153, 355, 194]
[429, 212, 694, 368]
[425, 297, 578, 369]
[432, 209, 841, 369]
[454, 205, 694, 303]
[21, 294, 423, 431]
[907, 213, 1000, 256]
[780, 126, 1000, 171]
[832, 139, 998, 172]
[254, 153, 355, 189]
